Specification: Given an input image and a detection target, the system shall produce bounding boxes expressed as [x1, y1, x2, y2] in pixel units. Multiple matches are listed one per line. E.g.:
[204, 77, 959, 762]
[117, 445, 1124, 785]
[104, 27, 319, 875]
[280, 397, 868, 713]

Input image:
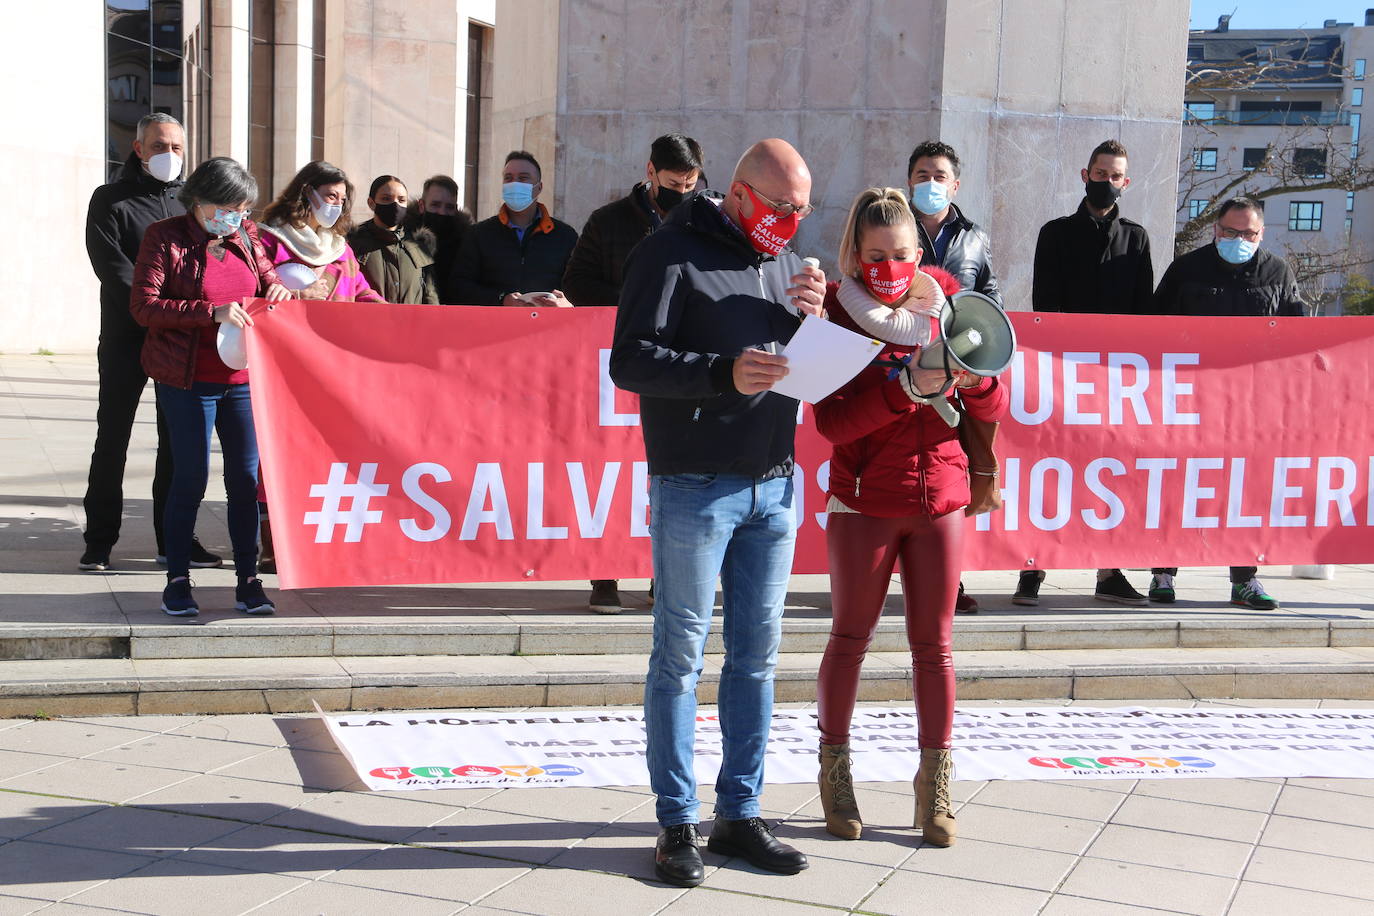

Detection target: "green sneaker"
[1231, 578, 1279, 610]
[1148, 573, 1176, 603]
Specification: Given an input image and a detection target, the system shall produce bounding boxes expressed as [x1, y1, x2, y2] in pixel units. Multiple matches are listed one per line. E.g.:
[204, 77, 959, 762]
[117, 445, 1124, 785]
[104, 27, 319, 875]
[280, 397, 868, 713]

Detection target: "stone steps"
[3, 615, 1371, 662]
[3, 646, 1372, 718]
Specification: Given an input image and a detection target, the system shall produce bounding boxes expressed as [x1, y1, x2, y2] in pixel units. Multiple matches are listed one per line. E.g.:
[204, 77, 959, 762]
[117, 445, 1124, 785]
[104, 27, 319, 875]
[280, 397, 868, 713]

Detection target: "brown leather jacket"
[130, 214, 281, 388]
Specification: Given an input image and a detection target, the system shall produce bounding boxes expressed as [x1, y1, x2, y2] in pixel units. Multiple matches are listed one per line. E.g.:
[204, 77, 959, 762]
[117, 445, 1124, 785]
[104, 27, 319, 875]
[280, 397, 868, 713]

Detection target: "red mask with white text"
[861, 259, 917, 304]
[737, 184, 800, 256]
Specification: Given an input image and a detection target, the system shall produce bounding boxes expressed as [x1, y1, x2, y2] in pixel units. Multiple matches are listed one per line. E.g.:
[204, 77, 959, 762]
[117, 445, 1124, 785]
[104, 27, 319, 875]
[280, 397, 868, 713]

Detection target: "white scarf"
[833, 272, 945, 347]
[260, 221, 347, 267]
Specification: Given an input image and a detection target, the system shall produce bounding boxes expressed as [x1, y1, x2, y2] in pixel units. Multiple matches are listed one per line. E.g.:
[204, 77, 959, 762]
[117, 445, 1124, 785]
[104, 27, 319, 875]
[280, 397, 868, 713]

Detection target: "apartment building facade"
[1181, 13, 1374, 313]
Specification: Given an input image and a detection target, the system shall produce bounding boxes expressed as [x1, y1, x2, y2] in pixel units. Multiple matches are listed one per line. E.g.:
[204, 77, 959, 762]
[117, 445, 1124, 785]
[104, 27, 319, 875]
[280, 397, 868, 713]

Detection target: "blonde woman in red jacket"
[813, 187, 1008, 846]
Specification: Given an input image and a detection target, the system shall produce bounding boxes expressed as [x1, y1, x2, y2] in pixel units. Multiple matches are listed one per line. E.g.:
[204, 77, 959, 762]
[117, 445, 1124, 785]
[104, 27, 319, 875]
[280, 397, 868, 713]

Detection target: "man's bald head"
[726, 138, 813, 225]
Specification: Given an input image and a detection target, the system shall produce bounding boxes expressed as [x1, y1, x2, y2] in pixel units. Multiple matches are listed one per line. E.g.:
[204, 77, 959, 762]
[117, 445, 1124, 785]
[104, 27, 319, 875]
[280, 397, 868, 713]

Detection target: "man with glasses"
[611, 139, 824, 888]
[1150, 195, 1305, 610]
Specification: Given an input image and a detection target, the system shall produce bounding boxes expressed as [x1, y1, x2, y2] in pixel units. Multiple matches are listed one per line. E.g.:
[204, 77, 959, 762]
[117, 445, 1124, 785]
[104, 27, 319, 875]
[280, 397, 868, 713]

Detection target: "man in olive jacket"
[563, 133, 704, 614]
[81, 113, 219, 572]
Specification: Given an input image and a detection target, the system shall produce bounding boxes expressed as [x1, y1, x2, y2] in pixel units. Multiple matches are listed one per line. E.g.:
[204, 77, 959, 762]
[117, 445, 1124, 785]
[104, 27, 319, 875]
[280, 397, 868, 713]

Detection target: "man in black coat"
[449, 151, 577, 308]
[1014, 139, 1154, 609]
[1149, 196, 1305, 611]
[415, 174, 474, 304]
[563, 133, 704, 614]
[81, 113, 219, 572]
[906, 140, 1001, 305]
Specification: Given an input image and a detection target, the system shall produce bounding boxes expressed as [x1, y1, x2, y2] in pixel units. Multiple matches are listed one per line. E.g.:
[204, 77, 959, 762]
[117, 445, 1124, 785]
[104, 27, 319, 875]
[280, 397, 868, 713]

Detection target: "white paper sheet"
[769, 316, 884, 404]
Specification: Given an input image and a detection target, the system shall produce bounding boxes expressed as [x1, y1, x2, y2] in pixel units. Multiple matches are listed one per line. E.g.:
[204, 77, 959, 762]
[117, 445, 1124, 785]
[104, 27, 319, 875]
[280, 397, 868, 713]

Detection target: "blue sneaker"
[161, 577, 199, 617]
[234, 577, 276, 615]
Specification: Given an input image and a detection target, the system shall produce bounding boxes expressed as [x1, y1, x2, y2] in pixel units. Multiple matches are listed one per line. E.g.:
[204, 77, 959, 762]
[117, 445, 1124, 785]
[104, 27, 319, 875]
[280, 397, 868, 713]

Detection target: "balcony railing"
[1184, 109, 1351, 126]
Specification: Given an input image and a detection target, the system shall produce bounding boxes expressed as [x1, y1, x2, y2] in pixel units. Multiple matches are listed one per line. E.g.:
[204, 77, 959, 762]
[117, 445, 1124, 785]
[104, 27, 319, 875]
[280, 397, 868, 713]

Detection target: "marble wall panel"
[746, 0, 805, 111]
[623, 9, 687, 111]
[554, 112, 624, 226]
[563, 0, 626, 112]
[865, 0, 943, 111]
[996, 0, 1065, 115]
[1119, 117, 1183, 278]
[1059, 0, 1130, 117]
[1123, 0, 1190, 121]
[801, 0, 868, 111]
[683, 0, 739, 110]
[940, 0, 1001, 109]
[860, 111, 939, 191]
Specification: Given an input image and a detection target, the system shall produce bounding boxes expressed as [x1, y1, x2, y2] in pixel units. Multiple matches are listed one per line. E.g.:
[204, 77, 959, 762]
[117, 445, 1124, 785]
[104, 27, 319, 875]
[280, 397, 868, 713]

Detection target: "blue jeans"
[645, 473, 797, 826]
[156, 381, 260, 579]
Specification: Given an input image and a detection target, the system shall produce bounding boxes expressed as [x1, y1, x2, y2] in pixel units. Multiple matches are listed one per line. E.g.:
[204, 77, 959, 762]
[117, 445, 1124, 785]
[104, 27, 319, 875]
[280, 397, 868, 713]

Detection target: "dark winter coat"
[562, 184, 659, 305]
[1152, 243, 1307, 317]
[448, 204, 578, 305]
[915, 202, 1002, 306]
[610, 192, 805, 480]
[1033, 200, 1154, 314]
[348, 220, 441, 305]
[130, 214, 282, 389]
[86, 152, 187, 340]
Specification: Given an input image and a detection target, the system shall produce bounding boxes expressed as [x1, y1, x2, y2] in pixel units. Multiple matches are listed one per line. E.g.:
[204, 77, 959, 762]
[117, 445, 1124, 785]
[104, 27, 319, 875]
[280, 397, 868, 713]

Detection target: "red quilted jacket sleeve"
[129, 219, 216, 330]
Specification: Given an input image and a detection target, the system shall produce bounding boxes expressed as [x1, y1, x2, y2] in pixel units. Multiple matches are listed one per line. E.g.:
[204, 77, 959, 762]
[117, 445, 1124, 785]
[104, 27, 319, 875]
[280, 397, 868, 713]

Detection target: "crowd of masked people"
[81, 110, 1308, 883]
[81, 112, 1302, 623]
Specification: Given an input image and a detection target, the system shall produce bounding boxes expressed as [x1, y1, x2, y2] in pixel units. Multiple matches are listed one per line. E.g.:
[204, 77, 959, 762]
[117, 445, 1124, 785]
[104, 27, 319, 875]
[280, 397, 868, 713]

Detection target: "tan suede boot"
[914, 747, 956, 846]
[818, 743, 862, 839]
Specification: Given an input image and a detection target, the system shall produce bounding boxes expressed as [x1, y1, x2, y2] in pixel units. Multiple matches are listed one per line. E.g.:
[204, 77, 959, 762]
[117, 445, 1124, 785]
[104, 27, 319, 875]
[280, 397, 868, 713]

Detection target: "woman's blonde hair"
[836, 187, 918, 278]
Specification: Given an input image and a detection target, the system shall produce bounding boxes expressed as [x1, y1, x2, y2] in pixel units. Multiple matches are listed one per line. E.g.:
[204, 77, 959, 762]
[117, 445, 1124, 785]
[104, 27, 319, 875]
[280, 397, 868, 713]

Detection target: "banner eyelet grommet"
[530, 311, 539, 318]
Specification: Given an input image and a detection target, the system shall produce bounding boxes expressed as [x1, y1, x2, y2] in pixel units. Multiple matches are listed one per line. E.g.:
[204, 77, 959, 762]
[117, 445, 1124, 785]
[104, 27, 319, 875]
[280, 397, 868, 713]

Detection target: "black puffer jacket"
[562, 184, 658, 306]
[611, 192, 803, 480]
[448, 205, 578, 305]
[86, 152, 186, 339]
[1033, 200, 1154, 314]
[915, 202, 1002, 306]
[1153, 243, 1307, 317]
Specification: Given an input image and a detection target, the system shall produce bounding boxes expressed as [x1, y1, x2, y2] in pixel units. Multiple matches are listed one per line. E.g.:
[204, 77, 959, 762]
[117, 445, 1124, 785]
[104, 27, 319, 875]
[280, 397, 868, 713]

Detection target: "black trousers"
[82, 333, 173, 554]
[1151, 567, 1258, 584]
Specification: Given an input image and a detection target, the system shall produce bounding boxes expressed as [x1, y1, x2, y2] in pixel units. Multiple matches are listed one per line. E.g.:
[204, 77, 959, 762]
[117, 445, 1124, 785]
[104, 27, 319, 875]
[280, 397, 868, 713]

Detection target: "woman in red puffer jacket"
[131, 157, 290, 618]
[812, 187, 1008, 848]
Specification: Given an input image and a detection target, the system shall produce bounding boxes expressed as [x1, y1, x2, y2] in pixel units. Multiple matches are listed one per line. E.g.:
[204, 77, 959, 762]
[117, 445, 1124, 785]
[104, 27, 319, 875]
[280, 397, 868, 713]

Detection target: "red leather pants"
[817, 509, 963, 749]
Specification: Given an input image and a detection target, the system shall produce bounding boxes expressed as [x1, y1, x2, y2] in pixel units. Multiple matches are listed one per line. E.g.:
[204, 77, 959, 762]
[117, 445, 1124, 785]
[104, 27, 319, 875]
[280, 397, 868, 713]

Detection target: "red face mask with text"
[737, 184, 800, 256]
[861, 259, 917, 304]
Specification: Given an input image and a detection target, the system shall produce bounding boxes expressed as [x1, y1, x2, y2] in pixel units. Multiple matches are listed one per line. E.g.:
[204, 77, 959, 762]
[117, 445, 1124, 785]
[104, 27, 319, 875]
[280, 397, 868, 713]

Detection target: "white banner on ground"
[314, 703, 1374, 791]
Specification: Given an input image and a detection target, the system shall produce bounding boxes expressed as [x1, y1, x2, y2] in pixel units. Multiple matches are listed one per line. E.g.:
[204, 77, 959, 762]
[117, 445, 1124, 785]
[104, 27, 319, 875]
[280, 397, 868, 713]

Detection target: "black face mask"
[654, 184, 686, 212]
[374, 201, 405, 227]
[421, 212, 458, 236]
[1084, 179, 1122, 210]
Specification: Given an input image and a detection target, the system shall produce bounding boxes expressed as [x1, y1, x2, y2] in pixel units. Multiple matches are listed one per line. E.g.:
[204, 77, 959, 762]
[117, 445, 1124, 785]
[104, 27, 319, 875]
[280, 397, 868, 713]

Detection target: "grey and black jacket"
[610, 192, 803, 480]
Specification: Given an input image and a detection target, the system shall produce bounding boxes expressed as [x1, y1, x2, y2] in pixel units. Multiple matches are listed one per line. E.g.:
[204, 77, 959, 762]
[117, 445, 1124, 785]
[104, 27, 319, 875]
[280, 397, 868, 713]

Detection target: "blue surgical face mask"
[909, 179, 950, 216]
[202, 206, 245, 237]
[1215, 236, 1258, 264]
[502, 181, 536, 212]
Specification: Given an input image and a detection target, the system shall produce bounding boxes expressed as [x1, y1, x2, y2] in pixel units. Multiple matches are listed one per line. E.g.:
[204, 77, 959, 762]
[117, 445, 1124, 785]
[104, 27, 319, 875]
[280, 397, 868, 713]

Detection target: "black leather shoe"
[707, 817, 808, 874]
[654, 823, 704, 887]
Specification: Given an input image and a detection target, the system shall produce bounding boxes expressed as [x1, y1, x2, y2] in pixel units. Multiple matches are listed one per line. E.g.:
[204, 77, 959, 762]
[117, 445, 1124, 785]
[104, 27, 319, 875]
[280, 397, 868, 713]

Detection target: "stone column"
[210, 0, 251, 162]
[273, 0, 316, 192]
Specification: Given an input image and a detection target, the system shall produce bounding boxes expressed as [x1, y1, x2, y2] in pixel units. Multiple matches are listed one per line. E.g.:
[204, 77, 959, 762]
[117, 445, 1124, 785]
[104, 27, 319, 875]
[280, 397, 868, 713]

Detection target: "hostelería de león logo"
[1028, 754, 1216, 773]
[370, 762, 585, 782]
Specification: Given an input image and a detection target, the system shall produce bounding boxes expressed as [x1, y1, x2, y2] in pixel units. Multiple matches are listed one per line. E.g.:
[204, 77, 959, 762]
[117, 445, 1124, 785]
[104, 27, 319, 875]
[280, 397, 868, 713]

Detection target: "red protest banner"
[244, 300, 1374, 589]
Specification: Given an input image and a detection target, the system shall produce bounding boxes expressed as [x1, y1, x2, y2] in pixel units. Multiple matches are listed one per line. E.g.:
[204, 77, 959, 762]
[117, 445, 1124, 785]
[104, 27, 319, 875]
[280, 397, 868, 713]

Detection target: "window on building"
[1187, 42, 1203, 60]
[1192, 148, 1218, 171]
[1185, 100, 1216, 122]
[1349, 191, 1356, 212]
[310, 0, 325, 161]
[106, 1, 188, 180]
[1289, 201, 1323, 231]
[1356, 58, 1367, 79]
[1354, 87, 1365, 106]
[1242, 148, 1268, 170]
[465, 23, 491, 214]
[1187, 199, 1209, 219]
[248, 0, 276, 208]
[1294, 148, 1327, 178]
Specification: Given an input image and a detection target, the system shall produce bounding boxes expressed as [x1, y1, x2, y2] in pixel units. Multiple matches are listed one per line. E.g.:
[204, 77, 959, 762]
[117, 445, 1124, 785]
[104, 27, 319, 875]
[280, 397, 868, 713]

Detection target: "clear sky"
[1190, 0, 1372, 30]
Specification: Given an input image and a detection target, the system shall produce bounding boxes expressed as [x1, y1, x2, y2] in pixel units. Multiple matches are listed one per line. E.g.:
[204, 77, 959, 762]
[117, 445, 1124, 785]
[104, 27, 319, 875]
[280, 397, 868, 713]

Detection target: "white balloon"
[276, 261, 319, 290]
[216, 323, 248, 370]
